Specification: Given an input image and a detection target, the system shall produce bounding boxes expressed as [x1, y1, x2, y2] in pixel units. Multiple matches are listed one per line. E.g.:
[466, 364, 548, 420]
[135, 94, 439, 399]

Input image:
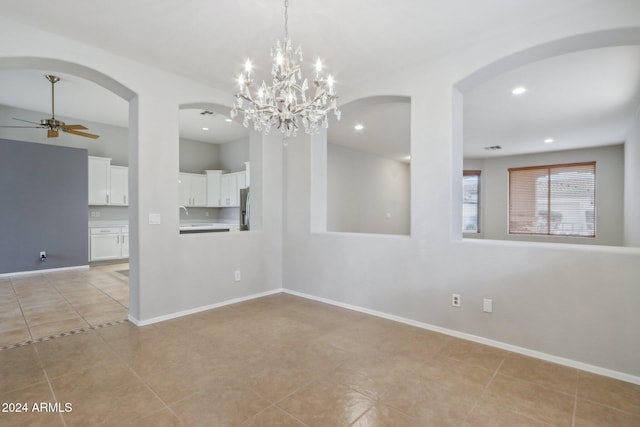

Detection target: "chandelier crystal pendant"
[230, 0, 341, 138]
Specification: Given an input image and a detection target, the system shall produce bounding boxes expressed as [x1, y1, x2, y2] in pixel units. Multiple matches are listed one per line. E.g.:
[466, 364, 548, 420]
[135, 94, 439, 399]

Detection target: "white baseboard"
[283, 289, 640, 386]
[0, 265, 88, 278]
[128, 288, 285, 326]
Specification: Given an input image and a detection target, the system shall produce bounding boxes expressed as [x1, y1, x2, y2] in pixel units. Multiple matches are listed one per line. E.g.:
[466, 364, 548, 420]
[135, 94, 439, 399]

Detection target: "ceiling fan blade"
[47, 129, 59, 138]
[63, 128, 100, 139]
[0, 125, 46, 129]
[13, 117, 42, 125]
[60, 124, 88, 130]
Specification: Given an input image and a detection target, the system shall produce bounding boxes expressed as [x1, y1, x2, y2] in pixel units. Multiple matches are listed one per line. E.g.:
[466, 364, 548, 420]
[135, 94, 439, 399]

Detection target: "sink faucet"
[179, 205, 189, 216]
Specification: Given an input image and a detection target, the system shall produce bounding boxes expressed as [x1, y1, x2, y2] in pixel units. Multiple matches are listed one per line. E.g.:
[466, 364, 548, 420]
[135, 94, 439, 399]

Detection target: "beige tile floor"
[1, 293, 639, 426]
[0, 263, 129, 348]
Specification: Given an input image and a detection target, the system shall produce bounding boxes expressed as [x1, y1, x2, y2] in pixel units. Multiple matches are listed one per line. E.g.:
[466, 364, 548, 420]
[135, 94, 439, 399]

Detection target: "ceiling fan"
[0, 75, 99, 139]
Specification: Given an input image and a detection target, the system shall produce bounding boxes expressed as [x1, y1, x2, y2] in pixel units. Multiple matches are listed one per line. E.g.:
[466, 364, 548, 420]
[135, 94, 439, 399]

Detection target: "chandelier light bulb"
[315, 58, 323, 73]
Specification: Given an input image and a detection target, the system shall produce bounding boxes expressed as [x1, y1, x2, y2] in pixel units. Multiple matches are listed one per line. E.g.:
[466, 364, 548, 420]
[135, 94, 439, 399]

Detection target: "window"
[463, 170, 481, 233]
[509, 162, 595, 237]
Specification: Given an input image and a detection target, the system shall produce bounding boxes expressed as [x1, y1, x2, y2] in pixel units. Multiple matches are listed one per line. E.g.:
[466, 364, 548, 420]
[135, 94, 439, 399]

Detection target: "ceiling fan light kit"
[0, 74, 99, 139]
[231, 0, 341, 138]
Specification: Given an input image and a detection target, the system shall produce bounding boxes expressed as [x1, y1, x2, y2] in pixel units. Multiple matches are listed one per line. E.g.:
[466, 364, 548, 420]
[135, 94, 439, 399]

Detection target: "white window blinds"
[508, 162, 595, 237]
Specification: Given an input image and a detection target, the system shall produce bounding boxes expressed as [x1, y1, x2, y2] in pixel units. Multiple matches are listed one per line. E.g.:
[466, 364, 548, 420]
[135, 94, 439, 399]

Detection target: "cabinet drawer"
[90, 227, 121, 235]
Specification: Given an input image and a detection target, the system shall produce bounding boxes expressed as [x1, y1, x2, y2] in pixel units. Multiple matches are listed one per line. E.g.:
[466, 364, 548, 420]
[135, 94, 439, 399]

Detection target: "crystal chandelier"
[230, 0, 341, 138]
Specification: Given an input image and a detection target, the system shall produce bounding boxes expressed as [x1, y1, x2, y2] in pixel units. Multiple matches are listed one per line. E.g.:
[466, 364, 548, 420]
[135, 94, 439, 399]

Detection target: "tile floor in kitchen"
[1, 283, 639, 425]
[0, 263, 129, 348]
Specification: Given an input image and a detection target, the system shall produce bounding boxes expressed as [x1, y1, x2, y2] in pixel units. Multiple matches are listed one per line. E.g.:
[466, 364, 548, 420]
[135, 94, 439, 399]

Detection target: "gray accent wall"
[0, 138, 88, 274]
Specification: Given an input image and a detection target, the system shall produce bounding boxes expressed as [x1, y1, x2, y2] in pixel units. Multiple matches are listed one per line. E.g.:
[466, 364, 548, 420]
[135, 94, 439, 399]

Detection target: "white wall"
[327, 143, 410, 235]
[219, 138, 250, 172]
[625, 111, 640, 247]
[283, 12, 640, 382]
[179, 137, 221, 173]
[464, 145, 624, 246]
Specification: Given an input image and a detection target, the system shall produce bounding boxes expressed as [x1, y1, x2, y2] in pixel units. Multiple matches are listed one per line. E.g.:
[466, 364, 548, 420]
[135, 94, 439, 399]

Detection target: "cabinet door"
[230, 172, 245, 207]
[178, 173, 191, 206]
[191, 174, 207, 207]
[88, 157, 111, 205]
[221, 174, 235, 207]
[206, 170, 223, 207]
[121, 233, 129, 258]
[237, 172, 246, 191]
[110, 166, 128, 206]
[90, 233, 121, 261]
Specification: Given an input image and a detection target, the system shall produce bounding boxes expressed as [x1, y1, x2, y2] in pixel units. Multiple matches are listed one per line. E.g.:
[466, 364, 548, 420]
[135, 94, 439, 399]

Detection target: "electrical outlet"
[483, 298, 493, 313]
[234, 270, 241, 282]
[40, 251, 47, 261]
[452, 293, 461, 307]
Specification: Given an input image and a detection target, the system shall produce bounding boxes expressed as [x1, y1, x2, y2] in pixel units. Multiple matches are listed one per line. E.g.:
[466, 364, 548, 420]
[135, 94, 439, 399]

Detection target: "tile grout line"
[42, 367, 68, 427]
[460, 355, 507, 424]
[0, 319, 128, 351]
[46, 274, 94, 333]
[87, 274, 130, 310]
[10, 275, 35, 341]
[95, 326, 184, 425]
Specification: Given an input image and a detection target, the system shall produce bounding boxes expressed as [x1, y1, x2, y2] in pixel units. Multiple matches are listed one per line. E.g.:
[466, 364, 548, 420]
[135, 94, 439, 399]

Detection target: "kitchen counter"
[89, 220, 129, 228]
[179, 222, 237, 234]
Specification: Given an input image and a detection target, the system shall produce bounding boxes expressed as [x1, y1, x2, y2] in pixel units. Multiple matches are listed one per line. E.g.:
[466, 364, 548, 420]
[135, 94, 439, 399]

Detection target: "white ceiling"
[328, 100, 411, 163]
[463, 45, 640, 159]
[0, 0, 599, 91]
[0, 2, 638, 156]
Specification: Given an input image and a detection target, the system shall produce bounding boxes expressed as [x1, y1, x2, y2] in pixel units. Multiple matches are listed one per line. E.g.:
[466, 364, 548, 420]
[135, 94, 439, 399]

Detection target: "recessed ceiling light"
[354, 124, 364, 131]
[511, 86, 527, 95]
[544, 138, 554, 144]
[202, 127, 209, 131]
[224, 118, 232, 122]
[405, 155, 411, 161]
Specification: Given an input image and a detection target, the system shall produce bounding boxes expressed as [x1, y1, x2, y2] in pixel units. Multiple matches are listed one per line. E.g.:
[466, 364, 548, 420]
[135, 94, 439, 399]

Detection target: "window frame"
[508, 161, 596, 238]
[462, 170, 481, 234]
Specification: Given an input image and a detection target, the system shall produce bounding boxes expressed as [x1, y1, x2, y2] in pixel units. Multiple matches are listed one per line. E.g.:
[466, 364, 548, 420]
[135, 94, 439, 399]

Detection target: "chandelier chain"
[284, 0, 289, 39]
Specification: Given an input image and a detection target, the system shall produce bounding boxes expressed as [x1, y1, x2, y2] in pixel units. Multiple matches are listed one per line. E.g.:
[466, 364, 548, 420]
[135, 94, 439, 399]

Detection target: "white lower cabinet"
[89, 226, 129, 261]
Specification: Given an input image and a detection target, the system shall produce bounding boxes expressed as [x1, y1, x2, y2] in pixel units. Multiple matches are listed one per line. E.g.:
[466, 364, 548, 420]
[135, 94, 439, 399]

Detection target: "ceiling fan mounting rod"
[46, 75, 60, 119]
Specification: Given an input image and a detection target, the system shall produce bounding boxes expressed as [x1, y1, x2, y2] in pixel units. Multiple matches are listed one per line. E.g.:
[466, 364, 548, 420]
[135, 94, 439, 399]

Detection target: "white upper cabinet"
[179, 172, 207, 207]
[191, 174, 207, 206]
[88, 156, 130, 206]
[110, 165, 128, 206]
[221, 171, 247, 207]
[206, 170, 224, 207]
[88, 156, 111, 205]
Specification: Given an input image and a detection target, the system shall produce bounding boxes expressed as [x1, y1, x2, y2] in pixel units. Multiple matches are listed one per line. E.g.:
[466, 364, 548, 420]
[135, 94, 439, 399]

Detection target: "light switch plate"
[148, 213, 161, 225]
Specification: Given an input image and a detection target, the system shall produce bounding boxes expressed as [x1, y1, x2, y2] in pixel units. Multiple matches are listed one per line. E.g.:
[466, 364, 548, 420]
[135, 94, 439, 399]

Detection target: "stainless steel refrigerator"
[239, 187, 250, 231]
